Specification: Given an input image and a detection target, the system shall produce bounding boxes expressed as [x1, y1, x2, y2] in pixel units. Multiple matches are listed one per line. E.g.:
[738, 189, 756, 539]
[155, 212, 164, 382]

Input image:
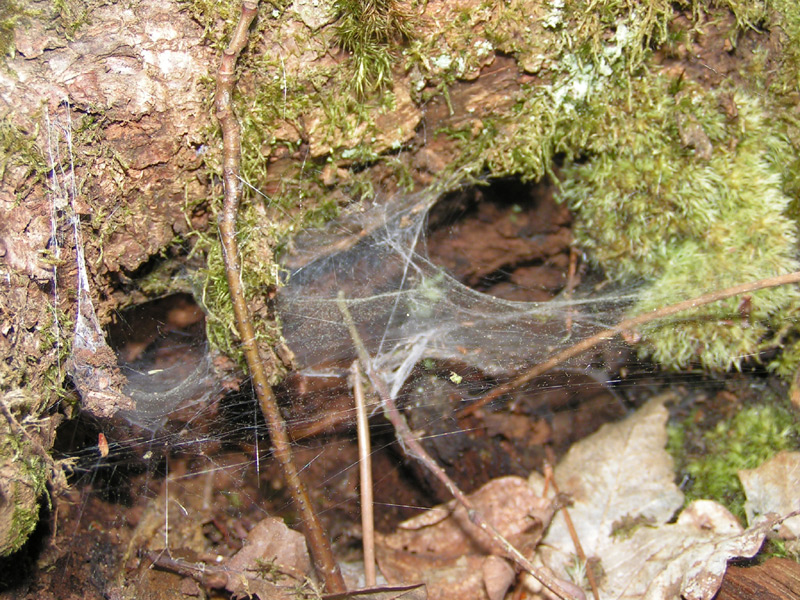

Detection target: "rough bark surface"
[0, 0, 216, 557]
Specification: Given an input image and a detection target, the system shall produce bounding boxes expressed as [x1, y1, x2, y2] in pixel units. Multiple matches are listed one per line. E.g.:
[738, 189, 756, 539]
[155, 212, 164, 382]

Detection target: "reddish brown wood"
[716, 558, 800, 600]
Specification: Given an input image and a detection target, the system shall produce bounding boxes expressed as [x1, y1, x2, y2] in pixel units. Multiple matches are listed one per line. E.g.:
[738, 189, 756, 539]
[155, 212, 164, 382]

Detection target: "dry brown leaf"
[535, 394, 783, 600]
[377, 550, 507, 600]
[739, 451, 800, 539]
[383, 476, 552, 557]
[377, 476, 552, 600]
[482, 555, 517, 600]
[595, 500, 777, 600]
[535, 394, 684, 555]
[225, 517, 313, 600]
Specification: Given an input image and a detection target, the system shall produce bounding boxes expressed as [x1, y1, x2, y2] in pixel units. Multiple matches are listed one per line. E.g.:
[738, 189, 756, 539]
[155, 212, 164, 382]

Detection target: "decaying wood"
[716, 557, 800, 600]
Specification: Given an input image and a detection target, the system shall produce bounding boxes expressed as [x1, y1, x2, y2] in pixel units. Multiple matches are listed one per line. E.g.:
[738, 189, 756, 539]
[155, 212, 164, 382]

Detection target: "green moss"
[667, 400, 800, 522]
[557, 75, 799, 370]
[51, 0, 116, 39]
[51, 0, 88, 37]
[770, 0, 800, 94]
[772, 329, 800, 378]
[38, 305, 74, 391]
[421, 0, 695, 184]
[0, 420, 48, 556]
[184, 0, 800, 378]
[560, 0, 675, 70]
[767, 0, 800, 232]
[405, 1, 800, 376]
[133, 255, 193, 298]
[189, 17, 416, 362]
[333, 0, 413, 96]
[0, 116, 47, 199]
[0, 0, 28, 56]
[713, 0, 769, 30]
[0, 0, 99, 46]
[180, 0, 264, 49]
[192, 204, 285, 375]
[761, 537, 800, 561]
[301, 195, 340, 228]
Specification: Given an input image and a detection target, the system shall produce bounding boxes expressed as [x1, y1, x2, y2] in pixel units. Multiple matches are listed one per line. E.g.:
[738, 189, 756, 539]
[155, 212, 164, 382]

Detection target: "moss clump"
[424, 0, 692, 184]
[0, 0, 28, 56]
[333, 0, 414, 96]
[0, 117, 47, 198]
[0, 416, 48, 557]
[667, 400, 800, 523]
[51, 0, 117, 39]
[770, 0, 800, 94]
[181, 0, 271, 50]
[557, 76, 799, 370]
[185, 0, 800, 379]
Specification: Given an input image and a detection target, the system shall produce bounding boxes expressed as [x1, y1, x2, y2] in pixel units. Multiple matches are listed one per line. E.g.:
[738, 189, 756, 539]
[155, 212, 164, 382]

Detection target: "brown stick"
[352, 361, 377, 587]
[336, 292, 584, 600]
[214, 3, 345, 592]
[457, 270, 800, 418]
[545, 448, 599, 600]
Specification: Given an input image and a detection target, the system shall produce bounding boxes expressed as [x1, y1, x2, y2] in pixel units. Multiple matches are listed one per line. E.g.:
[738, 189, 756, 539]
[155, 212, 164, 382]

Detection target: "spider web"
[33, 108, 679, 599]
[276, 182, 635, 401]
[35, 177, 737, 600]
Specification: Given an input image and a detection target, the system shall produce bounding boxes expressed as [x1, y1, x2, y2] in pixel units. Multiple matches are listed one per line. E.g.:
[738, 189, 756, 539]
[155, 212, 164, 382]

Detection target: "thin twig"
[336, 292, 584, 600]
[214, 2, 345, 592]
[352, 361, 377, 587]
[545, 448, 599, 600]
[458, 270, 800, 418]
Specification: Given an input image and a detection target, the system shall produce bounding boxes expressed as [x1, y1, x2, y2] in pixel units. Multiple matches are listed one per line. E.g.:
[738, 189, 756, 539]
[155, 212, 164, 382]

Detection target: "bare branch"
[336, 292, 584, 600]
[458, 270, 800, 418]
[214, 2, 345, 592]
[352, 361, 377, 587]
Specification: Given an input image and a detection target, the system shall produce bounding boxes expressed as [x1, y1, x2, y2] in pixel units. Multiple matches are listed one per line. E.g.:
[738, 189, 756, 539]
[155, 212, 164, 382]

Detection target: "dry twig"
[352, 361, 377, 587]
[544, 448, 600, 600]
[336, 292, 584, 600]
[214, 2, 345, 592]
[458, 270, 800, 418]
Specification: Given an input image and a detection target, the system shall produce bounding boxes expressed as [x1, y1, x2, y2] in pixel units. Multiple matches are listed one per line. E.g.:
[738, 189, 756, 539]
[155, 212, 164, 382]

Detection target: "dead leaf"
[377, 476, 552, 600]
[594, 501, 777, 600]
[225, 517, 313, 600]
[739, 451, 800, 539]
[377, 551, 497, 600]
[482, 555, 516, 600]
[383, 476, 552, 557]
[535, 393, 783, 600]
[399, 506, 453, 530]
[535, 394, 684, 555]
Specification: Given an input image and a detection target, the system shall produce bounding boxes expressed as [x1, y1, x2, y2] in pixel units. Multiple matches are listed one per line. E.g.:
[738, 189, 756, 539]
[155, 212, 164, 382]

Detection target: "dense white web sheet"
[277, 184, 636, 400]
